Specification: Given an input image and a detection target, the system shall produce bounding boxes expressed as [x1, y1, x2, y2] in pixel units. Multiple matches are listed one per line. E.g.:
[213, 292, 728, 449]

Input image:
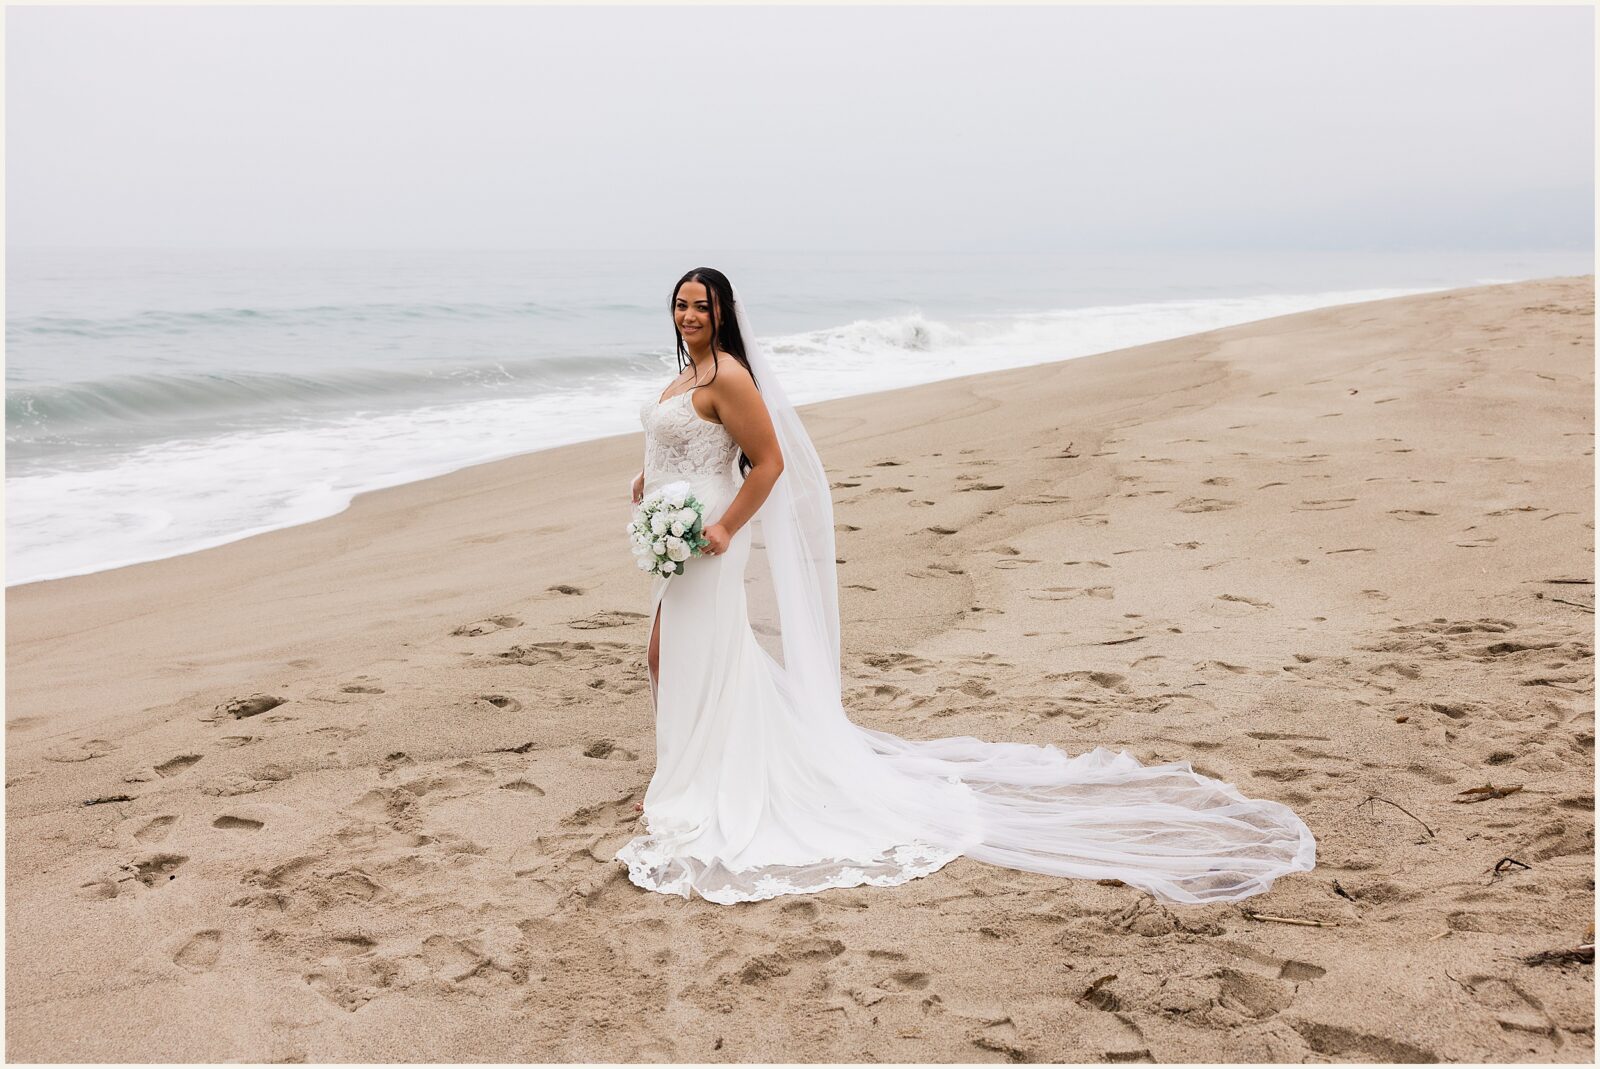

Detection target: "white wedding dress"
[615, 383, 1316, 906]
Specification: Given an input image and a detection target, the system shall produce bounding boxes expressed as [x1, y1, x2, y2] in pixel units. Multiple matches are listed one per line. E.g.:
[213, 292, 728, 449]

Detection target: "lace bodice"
[641, 389, 742, 483]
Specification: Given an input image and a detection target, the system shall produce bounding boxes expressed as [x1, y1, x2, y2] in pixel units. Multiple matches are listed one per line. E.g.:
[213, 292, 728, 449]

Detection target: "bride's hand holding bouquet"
[627, 479, 726, 577]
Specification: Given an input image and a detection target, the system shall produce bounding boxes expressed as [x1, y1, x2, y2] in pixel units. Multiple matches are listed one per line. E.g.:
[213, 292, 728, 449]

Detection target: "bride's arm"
[708, 369, 784, 536]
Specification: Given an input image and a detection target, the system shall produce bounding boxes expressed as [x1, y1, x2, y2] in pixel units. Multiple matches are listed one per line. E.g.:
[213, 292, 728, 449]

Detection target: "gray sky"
[6, 4, 1594, 252]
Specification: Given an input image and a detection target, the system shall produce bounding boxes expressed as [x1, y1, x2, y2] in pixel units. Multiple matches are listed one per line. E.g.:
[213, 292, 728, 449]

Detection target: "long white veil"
[726, 283, 1315, 905]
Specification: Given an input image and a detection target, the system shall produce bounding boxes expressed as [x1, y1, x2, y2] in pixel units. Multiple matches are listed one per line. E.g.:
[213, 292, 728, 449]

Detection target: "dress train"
[615, 388, 1315, 905]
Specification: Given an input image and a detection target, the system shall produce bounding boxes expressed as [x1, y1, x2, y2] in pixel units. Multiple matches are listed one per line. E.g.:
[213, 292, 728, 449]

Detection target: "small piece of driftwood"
[1533, 590, 1595, 613]
[1522, 944, 1594, 967]
[1240, 909, 1336, 928]
[1357, 793, 1436, 837]
[1455, 783, 1525, 803]
[1491, 857, 1531, 875]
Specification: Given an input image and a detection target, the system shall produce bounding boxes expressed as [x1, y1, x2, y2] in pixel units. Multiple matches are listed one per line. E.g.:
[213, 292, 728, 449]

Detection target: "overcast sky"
[6, 4, 1594, 252]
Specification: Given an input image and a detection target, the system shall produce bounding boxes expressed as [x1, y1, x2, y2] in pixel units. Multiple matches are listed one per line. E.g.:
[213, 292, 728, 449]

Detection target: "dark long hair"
[670, 267, 760, 478]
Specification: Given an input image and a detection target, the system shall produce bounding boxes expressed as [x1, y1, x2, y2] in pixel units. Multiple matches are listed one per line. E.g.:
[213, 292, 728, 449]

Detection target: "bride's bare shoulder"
[712, 352, 754, 386]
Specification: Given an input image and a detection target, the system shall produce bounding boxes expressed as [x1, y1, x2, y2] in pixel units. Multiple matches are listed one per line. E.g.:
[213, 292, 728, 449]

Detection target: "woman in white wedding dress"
[615, 268, 1316, 906]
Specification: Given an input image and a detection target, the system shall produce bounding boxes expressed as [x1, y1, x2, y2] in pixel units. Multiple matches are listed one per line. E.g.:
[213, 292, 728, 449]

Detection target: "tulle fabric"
[615, 285, 1316, 906]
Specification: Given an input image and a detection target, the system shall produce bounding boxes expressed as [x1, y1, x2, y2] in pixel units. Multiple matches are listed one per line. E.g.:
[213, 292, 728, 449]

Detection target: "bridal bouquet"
[628, 480, 713, 578]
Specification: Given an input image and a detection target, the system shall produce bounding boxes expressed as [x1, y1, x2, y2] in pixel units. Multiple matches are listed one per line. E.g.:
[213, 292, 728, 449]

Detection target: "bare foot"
[634, 802, 644, 813]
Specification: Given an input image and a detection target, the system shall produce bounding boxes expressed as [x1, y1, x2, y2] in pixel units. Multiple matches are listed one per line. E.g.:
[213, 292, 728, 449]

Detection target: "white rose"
[663, 483, 689, 508]
[676, 508, 697, 528]
[661, 559, 677, 574]
[652, 539, 666, 555]
[669, 520, 685, 537]
[650, 513, 668, 536]
[666, 536, 690, 562]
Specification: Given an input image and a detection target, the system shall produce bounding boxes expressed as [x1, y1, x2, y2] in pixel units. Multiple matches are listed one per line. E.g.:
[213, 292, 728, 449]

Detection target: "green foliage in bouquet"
[627, 480, 713, 578]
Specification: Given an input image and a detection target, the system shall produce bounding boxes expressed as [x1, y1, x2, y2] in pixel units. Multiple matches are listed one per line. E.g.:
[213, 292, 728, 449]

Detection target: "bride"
[616, 267, 1316, 906]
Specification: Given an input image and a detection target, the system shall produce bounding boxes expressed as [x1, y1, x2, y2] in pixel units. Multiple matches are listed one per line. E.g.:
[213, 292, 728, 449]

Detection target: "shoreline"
[6, 275, 1593, 1062]
[4, 274, 1577, 593]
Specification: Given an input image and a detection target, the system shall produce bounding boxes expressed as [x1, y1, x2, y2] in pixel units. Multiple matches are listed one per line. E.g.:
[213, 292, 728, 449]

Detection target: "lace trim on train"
[614, 835, 961, 905]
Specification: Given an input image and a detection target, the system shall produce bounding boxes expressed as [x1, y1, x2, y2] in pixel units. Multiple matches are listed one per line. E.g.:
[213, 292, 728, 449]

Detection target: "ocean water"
[5, 247, 1590, 587]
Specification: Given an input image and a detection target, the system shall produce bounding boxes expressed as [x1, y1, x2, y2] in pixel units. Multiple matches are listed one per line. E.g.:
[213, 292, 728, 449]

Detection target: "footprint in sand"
[1210, 594, 1274, 616]
[1175, 497, 1238, 513]
[861, 652, 939, 675]
[850, 681, 910, 707]
[779, 898, 820, 922]
[155, 754, 202, 777]
[1287, 1020, 1442, 1062]
[378, 751, 417, 775]
[582, 740, 638, 762]
[133, 815, 178, 843]
[1030, 586, 1114, 601]
[308, 726, 364, 742]
[216, 694, 287, 720]
[44, 738, 118, 763]
[876, 969, 932, 992]
[497, 640, 629, 668]
[76, 876, 123, 901]
[728, 936, 847, 987]
[397, 762, 496, 800]
[173, 930, 223, 972]
[452, 615, 523, 637]
[1194, 660, 1254, 676]
[127, 853, 188, 886]
[306, 685, 379, 705]
[213, 815, 265, 832]
[475, 694, 523, 713]
[200, 764, 291, 797]
[569, 609, 645, 630]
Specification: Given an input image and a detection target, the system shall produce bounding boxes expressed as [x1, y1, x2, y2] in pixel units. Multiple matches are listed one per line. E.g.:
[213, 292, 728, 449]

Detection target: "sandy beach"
[5, 277, 1594, 1062]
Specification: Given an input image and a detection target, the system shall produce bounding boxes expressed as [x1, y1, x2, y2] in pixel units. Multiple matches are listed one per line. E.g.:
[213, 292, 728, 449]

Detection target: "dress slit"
[647, 586, 665, 716]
